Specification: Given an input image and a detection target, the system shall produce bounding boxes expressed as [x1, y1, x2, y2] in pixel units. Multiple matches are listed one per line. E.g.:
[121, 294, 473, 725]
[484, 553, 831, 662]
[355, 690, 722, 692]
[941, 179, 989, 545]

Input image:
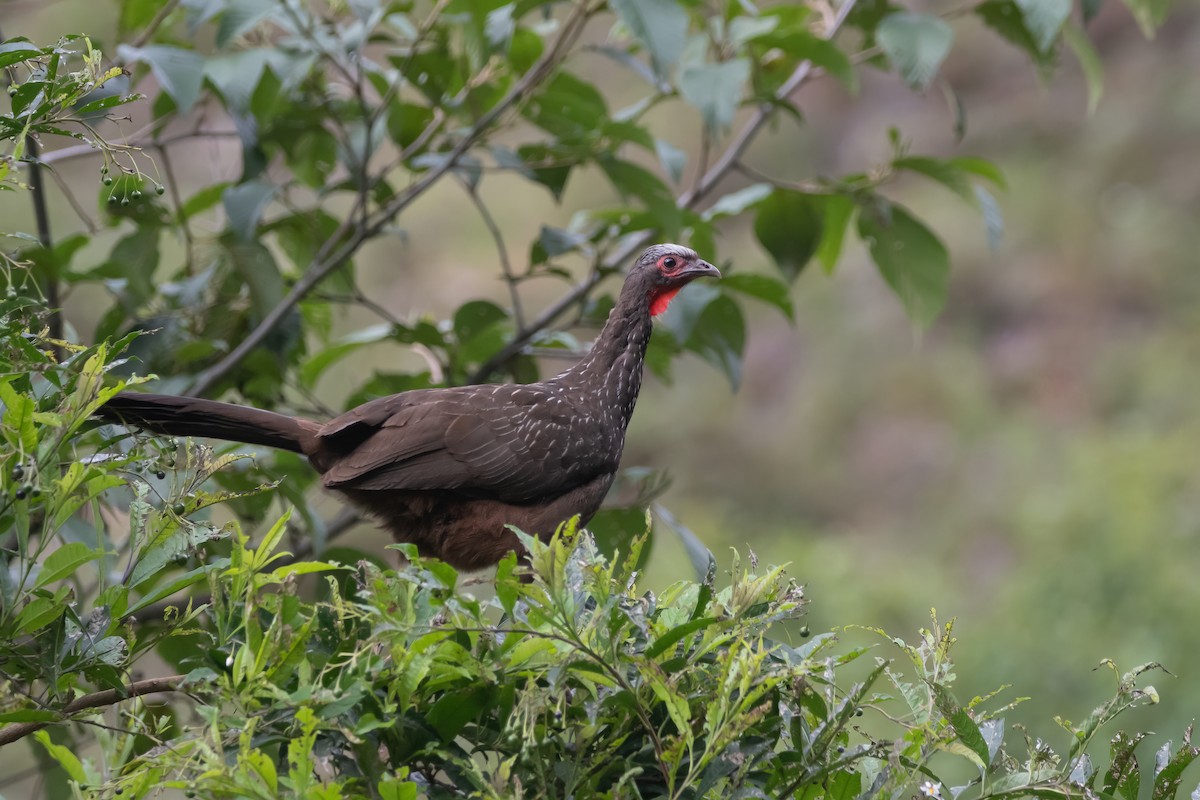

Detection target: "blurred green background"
[5, 0, 1199, 766]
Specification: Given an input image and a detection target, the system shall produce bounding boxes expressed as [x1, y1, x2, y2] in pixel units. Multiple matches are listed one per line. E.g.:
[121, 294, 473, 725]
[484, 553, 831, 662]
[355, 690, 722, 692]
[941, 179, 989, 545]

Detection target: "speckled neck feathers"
[551, 272, 655, 435]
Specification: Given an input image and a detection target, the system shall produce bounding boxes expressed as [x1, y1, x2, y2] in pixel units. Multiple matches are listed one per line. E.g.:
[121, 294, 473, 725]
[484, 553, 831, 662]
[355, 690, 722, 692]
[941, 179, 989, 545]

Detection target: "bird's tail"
[98, 392, 316, 454]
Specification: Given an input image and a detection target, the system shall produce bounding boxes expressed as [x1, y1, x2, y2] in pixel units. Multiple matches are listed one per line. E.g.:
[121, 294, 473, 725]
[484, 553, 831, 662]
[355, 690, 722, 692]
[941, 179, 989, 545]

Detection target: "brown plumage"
[99, 244, 720, 570]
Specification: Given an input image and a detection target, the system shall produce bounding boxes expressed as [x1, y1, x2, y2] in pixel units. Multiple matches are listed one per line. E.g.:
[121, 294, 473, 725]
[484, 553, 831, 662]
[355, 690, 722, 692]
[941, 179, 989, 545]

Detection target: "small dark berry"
[855, 708, 864, 717]
[11, 465, 23, 480]
[165, 458, 175, 467]
[120, 198, 130, 207]
[107, 195, 118, 204]
[155, 185, 165, 195]
[30, 487, 40, 498]
[837, 746, 845, 754]
[103, 177, 113, 186]
[799, 626, 810, 638]
[172, 502, 186, 515]
[131, 189, 142, 199]
[155, 470, 166, 480]
[15, 488, 27, 500]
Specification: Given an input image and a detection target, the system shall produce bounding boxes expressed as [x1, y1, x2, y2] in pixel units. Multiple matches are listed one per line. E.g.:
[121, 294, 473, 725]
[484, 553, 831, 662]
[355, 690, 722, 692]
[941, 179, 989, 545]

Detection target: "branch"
[470, 0, 860, 382]
[186, 0, 598, 398]
[0, 675, 184, 747]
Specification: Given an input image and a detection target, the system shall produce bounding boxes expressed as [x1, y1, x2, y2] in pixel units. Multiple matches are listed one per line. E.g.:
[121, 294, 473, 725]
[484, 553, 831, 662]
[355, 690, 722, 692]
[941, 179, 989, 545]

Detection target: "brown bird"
[99, 244, 720, 570]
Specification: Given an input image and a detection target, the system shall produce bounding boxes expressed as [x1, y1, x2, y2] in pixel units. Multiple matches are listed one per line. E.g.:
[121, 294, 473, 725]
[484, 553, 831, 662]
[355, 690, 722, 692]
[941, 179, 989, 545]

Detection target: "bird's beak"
[683, 259, 721, 280]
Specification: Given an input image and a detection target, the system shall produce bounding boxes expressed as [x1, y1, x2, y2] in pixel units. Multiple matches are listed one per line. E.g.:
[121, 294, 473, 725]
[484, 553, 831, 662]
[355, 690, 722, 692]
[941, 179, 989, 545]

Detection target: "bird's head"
[630, 243, 721, 317]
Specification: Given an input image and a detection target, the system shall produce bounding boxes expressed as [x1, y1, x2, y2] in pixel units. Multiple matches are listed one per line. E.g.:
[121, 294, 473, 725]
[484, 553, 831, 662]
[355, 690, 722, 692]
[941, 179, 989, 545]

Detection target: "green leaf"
[610, 0, 689, 80]
[599, 158, 681, 235]
[523, 72, 607, 140]
[877, 12, 954, 91]
[34, 731, 89, 784]
[949, 156, 1007, 189]
[0, 40, 42, 69]
[1063, 23, 1104, 114]
[685, 294, 745, 388]
[34, 542, 103, 590]
[753, 190, 824, 282]
[933, 684, 990, 768]
[299, 324, 394, 387]
[0, 380, 37, 451]
[118, 44, 206, 112]
[454, 300, 509, 343]
[15, 592, 68, 634]
[720, 273, 794, 321]
[679, 59, 751, 132]
[1014, 0, 1071, 52]
[0, 709, 59, 723]
[1117, 0, 1170, 37]
[1151, 734, 1198, 800]
[977, 0, 1057, 67]
[815, 193, 855, 274]
[704, 183, 772, 221]
[222, 180, 276, 241]
[646, 617, 719, 659]
[1103, 731, 1148, 800]
[124, 561, 226, 617]
[858, 201, 950, 327]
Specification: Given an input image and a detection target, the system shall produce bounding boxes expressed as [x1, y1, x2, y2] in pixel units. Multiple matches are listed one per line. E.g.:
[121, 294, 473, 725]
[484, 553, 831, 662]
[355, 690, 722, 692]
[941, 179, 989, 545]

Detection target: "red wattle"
[649, 287, 681, 317]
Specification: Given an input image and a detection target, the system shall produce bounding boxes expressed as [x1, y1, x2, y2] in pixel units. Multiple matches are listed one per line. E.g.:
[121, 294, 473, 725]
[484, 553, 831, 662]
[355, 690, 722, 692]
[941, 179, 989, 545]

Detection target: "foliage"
[0, 316, 1194, 797]
[0, 0, 1190, 796]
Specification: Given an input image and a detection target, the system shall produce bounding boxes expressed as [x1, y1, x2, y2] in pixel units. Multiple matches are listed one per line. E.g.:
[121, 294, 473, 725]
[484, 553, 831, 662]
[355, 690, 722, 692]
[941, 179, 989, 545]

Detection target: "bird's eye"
[663, 257, 677, 269]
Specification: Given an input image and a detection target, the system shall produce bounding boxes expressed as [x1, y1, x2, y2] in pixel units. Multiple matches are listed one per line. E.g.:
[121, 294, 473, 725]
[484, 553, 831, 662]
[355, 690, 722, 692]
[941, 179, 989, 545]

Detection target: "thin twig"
[156, 144, 195, 272]
[0, 675, 185, 747]
[470, 0, 860, 382]
[459, 176, 525, 329]
[187, 0, 598, 398]
[126, 0, 182, 49]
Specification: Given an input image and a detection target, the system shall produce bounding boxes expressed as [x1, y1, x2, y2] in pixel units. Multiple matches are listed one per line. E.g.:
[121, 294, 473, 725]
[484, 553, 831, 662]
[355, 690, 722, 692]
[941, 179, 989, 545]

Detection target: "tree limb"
[0, 675, 185, 747]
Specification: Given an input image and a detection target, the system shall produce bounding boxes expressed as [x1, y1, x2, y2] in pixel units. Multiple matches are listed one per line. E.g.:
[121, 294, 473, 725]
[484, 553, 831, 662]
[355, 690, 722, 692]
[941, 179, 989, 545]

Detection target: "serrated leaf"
[858, 202, 950, 327]
[877, 13, 954, 91]
[610, 0, 689, 80]
[753, 190, 824, 282]
[679, 59, 750, 132]
[720, 273, 794, 321]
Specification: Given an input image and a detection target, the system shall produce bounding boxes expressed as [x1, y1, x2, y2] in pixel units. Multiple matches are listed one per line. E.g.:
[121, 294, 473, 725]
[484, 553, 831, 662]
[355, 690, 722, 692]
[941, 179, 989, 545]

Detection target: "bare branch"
[186, 0, 599, 398]
[459, 176, 526, 329]
[0, 675, 185, 747]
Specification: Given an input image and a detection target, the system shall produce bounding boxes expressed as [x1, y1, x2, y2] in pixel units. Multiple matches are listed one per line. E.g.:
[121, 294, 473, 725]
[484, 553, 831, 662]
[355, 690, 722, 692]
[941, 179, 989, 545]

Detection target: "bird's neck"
[556, 284, 653, 425]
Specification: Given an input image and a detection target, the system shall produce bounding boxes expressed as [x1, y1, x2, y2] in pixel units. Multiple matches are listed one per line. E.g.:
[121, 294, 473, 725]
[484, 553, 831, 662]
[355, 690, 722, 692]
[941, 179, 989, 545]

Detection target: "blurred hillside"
[5, 0, 1199, 748]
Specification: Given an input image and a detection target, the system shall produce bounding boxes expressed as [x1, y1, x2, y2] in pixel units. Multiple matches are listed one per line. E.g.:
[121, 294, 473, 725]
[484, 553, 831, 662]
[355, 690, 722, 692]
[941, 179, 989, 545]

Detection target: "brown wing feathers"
[96, 244, 719, 570]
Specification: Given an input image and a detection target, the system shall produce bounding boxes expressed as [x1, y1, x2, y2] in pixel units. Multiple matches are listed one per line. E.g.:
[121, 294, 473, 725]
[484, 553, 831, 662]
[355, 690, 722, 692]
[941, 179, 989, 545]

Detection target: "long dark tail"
[99, 392, 313, 454]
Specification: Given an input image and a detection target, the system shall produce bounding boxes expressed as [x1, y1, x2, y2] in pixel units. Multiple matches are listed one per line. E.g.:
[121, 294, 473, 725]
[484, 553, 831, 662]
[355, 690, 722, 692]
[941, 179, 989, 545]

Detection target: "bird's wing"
[315, 385, 614, 502]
